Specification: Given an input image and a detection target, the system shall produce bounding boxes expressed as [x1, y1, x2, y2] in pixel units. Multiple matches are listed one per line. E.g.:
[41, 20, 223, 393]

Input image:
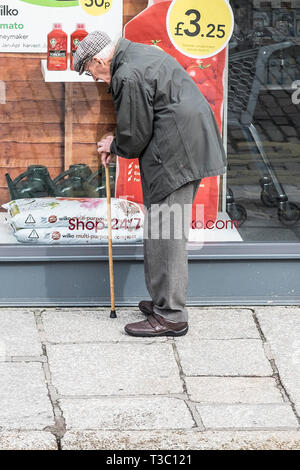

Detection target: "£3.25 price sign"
[167, 0, 234, 58]
[80, 0, 112, 16]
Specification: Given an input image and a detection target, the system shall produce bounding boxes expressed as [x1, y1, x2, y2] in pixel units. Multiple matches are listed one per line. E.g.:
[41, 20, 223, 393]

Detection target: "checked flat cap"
[73, 31, 113, 75]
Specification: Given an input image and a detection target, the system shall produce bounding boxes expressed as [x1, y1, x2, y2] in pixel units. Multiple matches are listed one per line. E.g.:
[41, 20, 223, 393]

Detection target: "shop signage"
[79, 0, 113, 17]
[116, 0, 233, 227]
[0, 0, 121, 53]
[167, 0, 234, 58]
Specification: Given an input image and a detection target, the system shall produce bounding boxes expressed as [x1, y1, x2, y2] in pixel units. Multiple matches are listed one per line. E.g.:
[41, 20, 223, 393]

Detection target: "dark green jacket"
[108, 38, 227, 208]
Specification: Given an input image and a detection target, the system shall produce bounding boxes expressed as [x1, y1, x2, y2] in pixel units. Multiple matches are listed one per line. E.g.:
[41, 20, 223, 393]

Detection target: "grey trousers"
[143, 179, 201, 323]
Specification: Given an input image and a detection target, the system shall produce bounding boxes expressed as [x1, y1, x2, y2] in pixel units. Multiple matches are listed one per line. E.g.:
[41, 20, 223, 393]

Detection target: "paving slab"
[47, 343, 182, 396]
[185, 377, 283, 404]
[61, 430, 300, 450]
[0, 363, 54, 430]
[42, 308, 166, 343]
[176, 339, 272, 376]
[60, 397, 194, 430]
[197, 404, 298, 430]
[0, 431, 57, 450]
[177, 308, 259, 340]
[255, 307, 300, 415]
[255, 306, 300, 316]
[0, 309, 42, 357]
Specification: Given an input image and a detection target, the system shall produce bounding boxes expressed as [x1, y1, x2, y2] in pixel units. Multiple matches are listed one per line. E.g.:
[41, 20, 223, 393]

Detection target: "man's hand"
[97, 135, 114, 154]
[100, 152, 112, 168]
[97, 135, 115, 168]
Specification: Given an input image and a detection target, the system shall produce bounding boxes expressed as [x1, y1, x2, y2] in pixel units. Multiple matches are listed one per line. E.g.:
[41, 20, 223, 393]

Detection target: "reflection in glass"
[227, 0, 300, 241]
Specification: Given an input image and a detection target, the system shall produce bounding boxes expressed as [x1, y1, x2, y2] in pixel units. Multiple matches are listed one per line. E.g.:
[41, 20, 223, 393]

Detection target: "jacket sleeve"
[110, 77, 154, 159]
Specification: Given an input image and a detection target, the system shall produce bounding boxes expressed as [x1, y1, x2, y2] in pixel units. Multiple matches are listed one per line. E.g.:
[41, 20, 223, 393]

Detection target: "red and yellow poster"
[115, 0, 233, 227]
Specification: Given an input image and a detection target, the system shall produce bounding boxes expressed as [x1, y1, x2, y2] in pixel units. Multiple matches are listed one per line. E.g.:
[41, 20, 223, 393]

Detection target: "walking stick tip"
[110, 310, 117, 319]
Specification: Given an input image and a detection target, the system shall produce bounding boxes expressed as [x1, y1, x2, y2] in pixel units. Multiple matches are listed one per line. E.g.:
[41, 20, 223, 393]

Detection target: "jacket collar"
[107, 38, 132, 94]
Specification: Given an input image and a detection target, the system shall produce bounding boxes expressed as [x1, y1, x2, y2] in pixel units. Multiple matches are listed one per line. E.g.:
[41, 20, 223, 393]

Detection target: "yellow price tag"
[80, 0, 112, 16]
[167, 0, 234, 58]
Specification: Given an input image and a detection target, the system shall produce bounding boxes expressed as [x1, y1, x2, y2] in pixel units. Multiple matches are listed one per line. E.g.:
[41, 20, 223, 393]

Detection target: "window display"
[0, 0, 123, 244]
[0, 0, 300, 247]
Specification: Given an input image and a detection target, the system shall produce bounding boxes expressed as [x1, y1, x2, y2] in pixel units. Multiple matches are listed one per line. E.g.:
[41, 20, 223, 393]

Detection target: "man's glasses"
[84, 59, 93, 77]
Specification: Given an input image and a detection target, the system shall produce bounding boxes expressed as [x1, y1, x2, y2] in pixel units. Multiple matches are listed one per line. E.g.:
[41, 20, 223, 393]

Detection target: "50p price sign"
[167, 0, 234, 58]
[80, 0, 112, 16]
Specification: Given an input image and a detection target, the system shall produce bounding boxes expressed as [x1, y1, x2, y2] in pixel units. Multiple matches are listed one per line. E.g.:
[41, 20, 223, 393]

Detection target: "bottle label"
[49, 50, 66, 57]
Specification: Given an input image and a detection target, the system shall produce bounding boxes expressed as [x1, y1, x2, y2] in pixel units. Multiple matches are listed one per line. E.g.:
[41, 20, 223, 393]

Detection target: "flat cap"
[73, 31, 113, 75]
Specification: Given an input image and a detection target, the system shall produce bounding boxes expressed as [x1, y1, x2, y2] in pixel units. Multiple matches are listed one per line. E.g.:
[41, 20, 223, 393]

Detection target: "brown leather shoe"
[125, 313, 188, 337]
[138, 300, 154, 315]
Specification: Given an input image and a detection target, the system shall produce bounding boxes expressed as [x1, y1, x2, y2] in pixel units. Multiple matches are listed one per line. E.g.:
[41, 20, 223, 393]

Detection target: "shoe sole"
[124, 326, 188, 337]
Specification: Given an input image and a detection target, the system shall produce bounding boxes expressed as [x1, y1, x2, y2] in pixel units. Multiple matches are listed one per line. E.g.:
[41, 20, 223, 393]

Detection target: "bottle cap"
[54, 23, 62, 30]
[76, 23, 85, 29]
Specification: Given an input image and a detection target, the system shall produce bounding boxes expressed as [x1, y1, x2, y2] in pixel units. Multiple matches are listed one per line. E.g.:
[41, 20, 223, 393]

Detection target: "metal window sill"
[0, 242, 299, 262]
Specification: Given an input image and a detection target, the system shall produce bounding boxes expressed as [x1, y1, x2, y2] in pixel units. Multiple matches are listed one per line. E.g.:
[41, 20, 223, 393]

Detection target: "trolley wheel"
[278, 202, 300, 227]
[227, 204, 247, 227]
[260, 190, 278, 208]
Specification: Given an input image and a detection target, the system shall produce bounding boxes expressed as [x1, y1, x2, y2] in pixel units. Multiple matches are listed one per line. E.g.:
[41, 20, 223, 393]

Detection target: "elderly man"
[74, 31, 226, 337]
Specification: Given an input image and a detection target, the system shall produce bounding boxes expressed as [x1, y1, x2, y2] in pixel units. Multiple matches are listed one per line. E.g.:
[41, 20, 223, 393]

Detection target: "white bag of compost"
[9, 223, 144, 244]
[2, 197, 144, 230]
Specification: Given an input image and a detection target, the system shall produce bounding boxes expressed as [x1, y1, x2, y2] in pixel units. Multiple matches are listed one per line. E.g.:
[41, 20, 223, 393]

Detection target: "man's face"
[84, 57, 111, 83]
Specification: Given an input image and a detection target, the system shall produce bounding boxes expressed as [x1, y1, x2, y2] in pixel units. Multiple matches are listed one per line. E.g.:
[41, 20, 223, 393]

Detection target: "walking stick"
[105, 160, 117, 319]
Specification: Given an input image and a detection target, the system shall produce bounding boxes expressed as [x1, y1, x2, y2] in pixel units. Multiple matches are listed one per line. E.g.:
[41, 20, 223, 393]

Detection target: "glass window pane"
[228, 0, 300, 242]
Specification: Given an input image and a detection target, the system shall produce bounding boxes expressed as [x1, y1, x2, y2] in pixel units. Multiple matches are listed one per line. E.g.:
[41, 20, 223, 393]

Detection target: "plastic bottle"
[70, 24, 88, 70]
[47, 23, 68, 71]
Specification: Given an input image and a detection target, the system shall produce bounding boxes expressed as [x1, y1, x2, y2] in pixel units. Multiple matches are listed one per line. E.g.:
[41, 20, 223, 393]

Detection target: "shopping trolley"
[227, 41, 300, 226]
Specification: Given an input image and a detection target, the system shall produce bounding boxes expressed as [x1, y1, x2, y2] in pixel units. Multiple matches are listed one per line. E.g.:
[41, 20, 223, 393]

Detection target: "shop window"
[227, 0, 300, 241]
[1, 0, 300, 247]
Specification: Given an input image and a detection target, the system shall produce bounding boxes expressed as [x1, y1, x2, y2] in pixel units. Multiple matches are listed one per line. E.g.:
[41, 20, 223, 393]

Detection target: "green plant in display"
[20, 0, 78, 7]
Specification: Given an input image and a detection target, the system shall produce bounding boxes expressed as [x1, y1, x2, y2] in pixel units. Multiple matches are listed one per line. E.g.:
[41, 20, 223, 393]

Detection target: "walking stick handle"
[105, 160, 117, 319]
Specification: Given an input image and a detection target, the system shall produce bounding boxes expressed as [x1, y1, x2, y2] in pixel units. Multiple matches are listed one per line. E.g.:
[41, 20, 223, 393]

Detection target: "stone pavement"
[0, 306, 300, 450]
